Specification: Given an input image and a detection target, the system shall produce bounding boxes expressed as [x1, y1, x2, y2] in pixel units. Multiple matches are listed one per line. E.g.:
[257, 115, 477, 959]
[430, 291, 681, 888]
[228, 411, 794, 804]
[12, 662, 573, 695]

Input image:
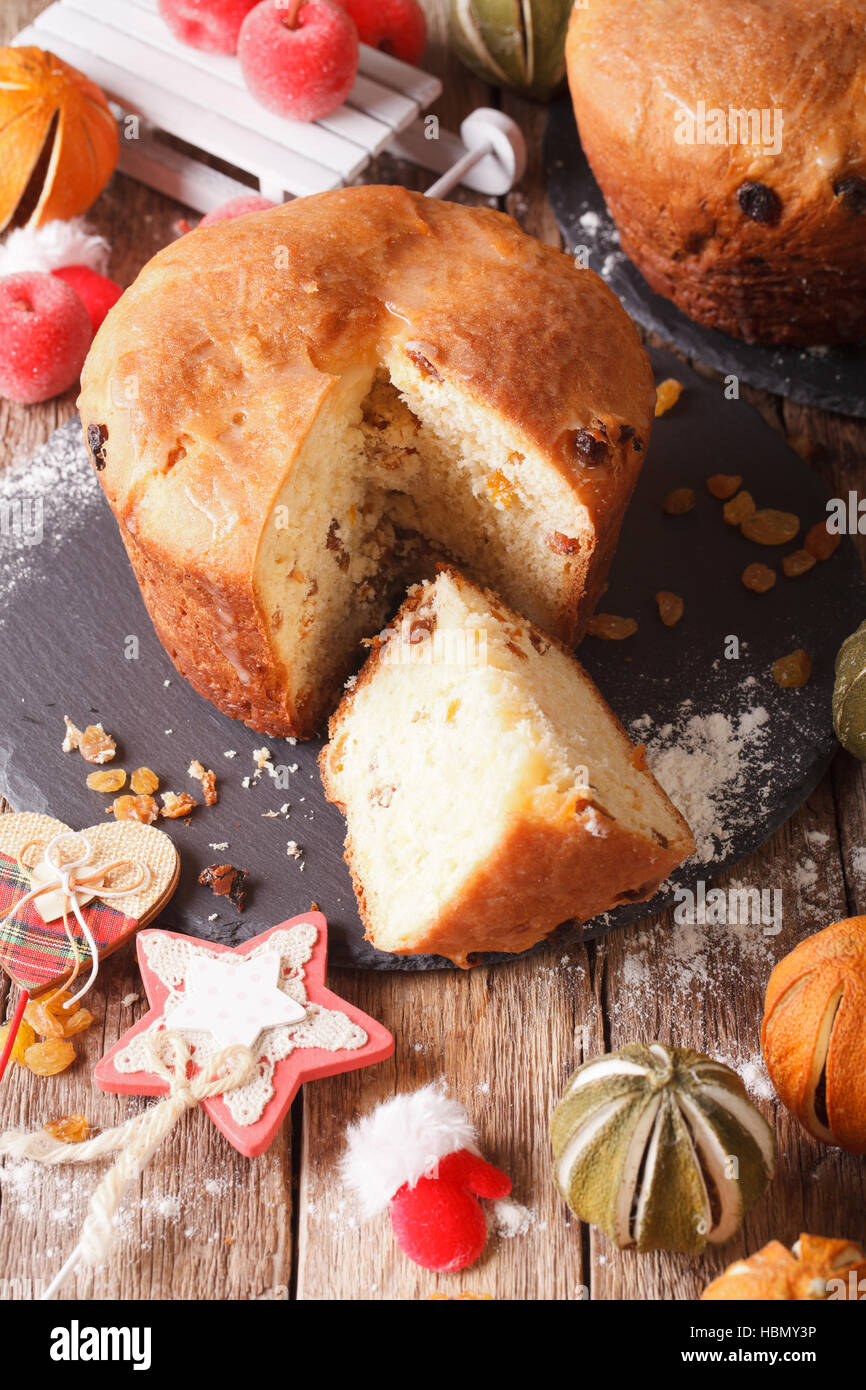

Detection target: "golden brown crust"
[79, 187, 654, 736]
[567, 0, 866, 346]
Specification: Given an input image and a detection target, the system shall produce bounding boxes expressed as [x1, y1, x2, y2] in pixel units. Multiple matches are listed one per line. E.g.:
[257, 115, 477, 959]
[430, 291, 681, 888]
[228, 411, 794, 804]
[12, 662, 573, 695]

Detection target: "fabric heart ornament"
[0, 810, 179, 996]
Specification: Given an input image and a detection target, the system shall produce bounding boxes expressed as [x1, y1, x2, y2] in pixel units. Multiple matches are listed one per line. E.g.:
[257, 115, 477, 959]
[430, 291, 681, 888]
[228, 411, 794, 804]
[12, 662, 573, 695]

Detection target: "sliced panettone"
[320, 568, 694, 966]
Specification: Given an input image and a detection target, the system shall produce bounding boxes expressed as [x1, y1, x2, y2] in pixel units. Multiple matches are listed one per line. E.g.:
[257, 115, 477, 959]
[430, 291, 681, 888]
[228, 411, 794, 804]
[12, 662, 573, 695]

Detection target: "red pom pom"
[159, 0, 259, 53]
[238, 0, 359, 123]
[53, 265, 122, 335]
[332, 0, 426, 64]
[0, 272, 92, 405]
[388, 1148, 512, 1272]
[199, 194, 278, 226]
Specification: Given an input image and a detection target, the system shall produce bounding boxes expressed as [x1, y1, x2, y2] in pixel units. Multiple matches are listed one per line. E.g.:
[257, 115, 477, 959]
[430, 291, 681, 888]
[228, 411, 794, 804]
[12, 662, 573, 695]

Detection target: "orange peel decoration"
[0, 46, 118, 233]
[703, 1235, 866, 1301]
[761, 916, 866, 1152]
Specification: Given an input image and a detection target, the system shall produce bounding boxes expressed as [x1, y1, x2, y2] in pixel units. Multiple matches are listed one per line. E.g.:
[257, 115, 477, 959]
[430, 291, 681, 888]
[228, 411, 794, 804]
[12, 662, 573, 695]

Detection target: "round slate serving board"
[544, 96, 866, 420]
[1, 346, 864, 969]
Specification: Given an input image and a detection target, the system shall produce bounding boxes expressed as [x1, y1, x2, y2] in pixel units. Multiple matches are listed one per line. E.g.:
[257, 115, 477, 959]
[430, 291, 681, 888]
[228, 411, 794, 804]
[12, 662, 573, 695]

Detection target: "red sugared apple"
[158, 0, 260, 54]
[0, 272, 92, 404]
[333, 0, 426, 65]
[52, 265, 123, 335]
[199, 194, 278, 226]
[238, 0, 359, 122]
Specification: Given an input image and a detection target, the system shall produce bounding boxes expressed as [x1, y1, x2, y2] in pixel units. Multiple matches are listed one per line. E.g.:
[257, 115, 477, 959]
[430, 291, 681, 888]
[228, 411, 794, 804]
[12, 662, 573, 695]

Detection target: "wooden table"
[2, 0, 865, 1302]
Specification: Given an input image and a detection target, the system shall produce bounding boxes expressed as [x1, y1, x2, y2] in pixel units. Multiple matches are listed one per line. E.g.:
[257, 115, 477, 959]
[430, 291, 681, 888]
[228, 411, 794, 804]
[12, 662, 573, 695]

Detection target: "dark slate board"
[544, 96, 866, 419]
[1, 346, 864, 969]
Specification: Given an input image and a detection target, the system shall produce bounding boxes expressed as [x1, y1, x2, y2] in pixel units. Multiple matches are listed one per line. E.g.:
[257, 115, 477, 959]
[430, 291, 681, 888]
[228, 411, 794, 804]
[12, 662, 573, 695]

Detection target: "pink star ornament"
[95, 913, 394, 1157]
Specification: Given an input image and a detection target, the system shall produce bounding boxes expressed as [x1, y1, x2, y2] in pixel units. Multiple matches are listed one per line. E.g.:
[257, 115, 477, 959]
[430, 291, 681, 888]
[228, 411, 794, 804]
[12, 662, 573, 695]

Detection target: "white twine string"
[0, 1030, 255, 1300]
[2, 830, 152, 1008]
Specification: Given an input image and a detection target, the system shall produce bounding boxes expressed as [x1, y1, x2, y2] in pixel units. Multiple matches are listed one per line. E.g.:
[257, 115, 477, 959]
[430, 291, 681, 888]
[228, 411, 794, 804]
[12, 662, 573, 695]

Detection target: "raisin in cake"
[78, 186, 655, 737]
[320, 568, 694, 965]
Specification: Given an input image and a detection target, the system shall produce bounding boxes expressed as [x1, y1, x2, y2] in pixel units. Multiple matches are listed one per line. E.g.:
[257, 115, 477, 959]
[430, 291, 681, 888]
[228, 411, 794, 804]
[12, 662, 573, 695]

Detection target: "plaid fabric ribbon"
[0, 850, 135, 993]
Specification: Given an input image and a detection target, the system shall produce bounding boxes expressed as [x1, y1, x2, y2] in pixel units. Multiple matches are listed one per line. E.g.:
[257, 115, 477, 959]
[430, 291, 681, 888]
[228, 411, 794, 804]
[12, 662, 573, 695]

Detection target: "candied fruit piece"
[44, 1113, 90, 1143]
[160, 791, 198, 819]
[486, 470, 516, 508]
[656, 591, 684, 626]
[0, 1018, 36, 1065]
[585, 613, 638, 640]
[773, 649, 812, 689]
[706, 474, 742, 500]
[188, 760, 218, 806]
[662, 487, 696, 516]
[78, 723, 117, 764]
[24, 1038, 76, 1075]
[742, 563, 777, 594]
[723, 491, 756, 525]
[654, 378, 683, 416]
[804, 521, 841, 561]
[741, 509, 800, 546]
[111, 794, 159, 824]
[130, 766, 159, 795]
[86, 768, 127, 793]
[198, 863, 248, 911]
[782, 549, 817, 578]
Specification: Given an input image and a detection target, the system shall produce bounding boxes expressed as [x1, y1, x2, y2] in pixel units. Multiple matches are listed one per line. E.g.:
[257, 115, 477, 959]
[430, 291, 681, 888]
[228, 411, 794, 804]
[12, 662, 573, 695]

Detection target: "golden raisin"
[656, 591, 684, 626]
[742, 563, 777, 594]
[741, 509, 800, 546]
[78, 724, 117, 764]
[723, 491, 756, 525]
[804, 521, 841, 561]
[24, 999, 66, 1039]
[44, 1113, 90, 1143]
[60, 1008, 94, 1037]
[586, 613, 638, 640]
[86, 769, 127, 793]
[486, 470, 516, 508]
[111, 794, 159, 824]
[130, 766, 159, 795]
[706, 474, 742, 500]
[23, 1038, 76, 1075]
[160, 791, 198, 819]
[654, 378, 683, 416]
[773, 649, 812, 689]
[782, 549, 817, 578]
[0, 1018, 36, 1065]
[662, 487, 696, 516]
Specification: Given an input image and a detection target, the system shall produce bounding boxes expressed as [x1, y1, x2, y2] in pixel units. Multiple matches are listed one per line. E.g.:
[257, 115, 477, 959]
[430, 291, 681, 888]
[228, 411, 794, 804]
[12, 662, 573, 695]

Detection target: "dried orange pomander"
[703, 1235, 866, 1301]
[0, 47, 118, 232]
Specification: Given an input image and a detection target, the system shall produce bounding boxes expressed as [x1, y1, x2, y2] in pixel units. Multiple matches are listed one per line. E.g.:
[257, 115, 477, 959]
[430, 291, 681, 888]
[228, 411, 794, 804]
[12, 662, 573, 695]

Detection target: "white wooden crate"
[14, 0, 470, 212]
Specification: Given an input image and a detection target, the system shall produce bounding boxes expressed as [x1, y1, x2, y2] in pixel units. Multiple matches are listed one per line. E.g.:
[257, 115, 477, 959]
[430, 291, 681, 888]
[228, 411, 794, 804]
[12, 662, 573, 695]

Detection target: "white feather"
[341, 1082, 480, 1217]
[0, 219, 110, 277]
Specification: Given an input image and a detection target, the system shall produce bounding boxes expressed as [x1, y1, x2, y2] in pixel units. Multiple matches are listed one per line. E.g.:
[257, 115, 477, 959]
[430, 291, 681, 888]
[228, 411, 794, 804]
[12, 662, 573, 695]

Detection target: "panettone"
[78, 186, 654, 737]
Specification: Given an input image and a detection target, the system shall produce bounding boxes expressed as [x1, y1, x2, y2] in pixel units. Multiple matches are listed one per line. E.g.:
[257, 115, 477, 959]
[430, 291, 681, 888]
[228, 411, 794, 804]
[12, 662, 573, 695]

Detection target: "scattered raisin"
[738, 182, 781, 223]
[654, 379, 683, 416]
[741, 509, 800, 545]
[618, 424, 643, 451]
[662, 487, 696, 515]
[23, 998, 66, 1039]
[782, 549, 817, 578]
[723, 491, 756, 525]
[773, 649, 812, 688]
[78, 723, 117, 764]
[572, 428, 608, 465]
[545, 531, 581, 555]
[585, 613, 638, 640]
[111, 794, 159, 824]
[405, 347, 441, 381]
[160, 791, 197, 819]
[804, 521, 841, 561]
[44, 1113, 90, 1143]
[24, 1038, 76, 1075]
[742, 563, 776, 594]
[0, 1018, 36, 1065]
[833, 176, 866, 215]
[86, 769, 126, 793]
[61, 1008, 94, 1037]
[656, 591, 684, 626]
[706, 473, 742, 500]
[86, 423, 108, 470]
[198, 863, 248, 911]
[130, 766, 159, 795]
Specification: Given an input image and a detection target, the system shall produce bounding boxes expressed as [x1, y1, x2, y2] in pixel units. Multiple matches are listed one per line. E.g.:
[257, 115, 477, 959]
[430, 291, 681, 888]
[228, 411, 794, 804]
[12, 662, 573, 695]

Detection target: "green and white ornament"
[833, 620, 866, 759]
[550, 1044, 776, 1255]
[447, 0, 572, 101]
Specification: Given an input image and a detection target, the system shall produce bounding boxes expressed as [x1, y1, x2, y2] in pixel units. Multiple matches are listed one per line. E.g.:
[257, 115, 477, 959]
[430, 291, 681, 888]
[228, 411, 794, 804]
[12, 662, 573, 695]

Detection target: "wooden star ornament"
[95, 912, 394, 1157]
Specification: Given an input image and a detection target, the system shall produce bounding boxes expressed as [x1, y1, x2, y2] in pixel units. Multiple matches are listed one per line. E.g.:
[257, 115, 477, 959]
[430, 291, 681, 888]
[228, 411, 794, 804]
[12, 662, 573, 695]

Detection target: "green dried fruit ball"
[550, 1043, 776, 1254]
[834, 620, 866, 758]
[447, 0, 572, 101]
